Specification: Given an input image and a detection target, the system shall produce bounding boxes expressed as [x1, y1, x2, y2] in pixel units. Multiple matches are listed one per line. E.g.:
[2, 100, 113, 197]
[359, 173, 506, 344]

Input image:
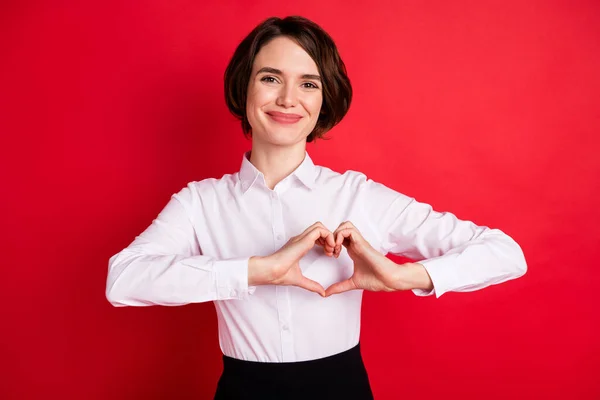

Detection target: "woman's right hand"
[248, 222, 337, 297]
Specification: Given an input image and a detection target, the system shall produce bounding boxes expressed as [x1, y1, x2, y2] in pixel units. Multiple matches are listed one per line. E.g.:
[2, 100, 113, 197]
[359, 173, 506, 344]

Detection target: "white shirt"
[106, 151, 527, 362]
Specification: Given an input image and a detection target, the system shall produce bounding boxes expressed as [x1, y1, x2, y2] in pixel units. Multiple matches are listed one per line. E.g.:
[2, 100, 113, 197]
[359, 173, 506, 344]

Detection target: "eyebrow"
[256, 66, 321, 81]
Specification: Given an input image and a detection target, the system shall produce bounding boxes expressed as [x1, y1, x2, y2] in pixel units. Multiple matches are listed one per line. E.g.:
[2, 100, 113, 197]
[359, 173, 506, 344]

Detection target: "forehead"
[252, 36, 319, 74]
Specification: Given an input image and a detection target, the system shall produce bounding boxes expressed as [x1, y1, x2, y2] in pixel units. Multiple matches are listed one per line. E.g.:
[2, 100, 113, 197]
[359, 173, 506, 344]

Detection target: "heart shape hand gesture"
[248, 221, 428, 297]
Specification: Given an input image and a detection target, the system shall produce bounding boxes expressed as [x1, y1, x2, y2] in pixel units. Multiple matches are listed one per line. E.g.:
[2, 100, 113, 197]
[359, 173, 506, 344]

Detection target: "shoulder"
[315, 165, 370, 190]
[317, 165, 417, 220]
[171, 173, 238, 207]
[316, 165, 405, 198]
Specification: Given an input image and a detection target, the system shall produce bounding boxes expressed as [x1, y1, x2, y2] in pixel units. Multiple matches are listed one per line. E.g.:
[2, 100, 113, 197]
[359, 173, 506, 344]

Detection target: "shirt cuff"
[214, 257, 257, 300]
[411, 253, 460, 298]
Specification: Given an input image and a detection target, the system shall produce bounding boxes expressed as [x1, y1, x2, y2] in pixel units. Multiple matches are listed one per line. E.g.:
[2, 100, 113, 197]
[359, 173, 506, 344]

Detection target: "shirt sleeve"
[362, 177, 527, 298]
[105, 183, 257, 307]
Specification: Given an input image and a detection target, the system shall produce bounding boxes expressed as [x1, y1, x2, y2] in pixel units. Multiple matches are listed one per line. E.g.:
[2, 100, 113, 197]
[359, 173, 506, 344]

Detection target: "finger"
[316, 239, 335, 257]
[298, 224, 332, 248]
[324, 229, 336, 249]
[334, 222, 361, 237]
[296, 276, 326, 297]
[333, 231, 346, 257]
[298, 221, 327, 240]
[315, 225, 335, 251]
[335, 220, 353, 228]
[321, 235, 335, 252]
[336, 228, 356, 248]
[307, 226, 335, 247]
[333, 221, 354, 236]
[325, 278, 357, 296]
[333, 244, 341, 258]
[335, 229, 346, 246]
[316, 237, 335, 252]
[320, 243, 335, 257]
[324, 243, 335, 255]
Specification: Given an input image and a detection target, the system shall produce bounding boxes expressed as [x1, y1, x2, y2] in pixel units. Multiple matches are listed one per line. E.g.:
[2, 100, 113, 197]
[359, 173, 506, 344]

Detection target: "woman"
[106, 16, 527, 399]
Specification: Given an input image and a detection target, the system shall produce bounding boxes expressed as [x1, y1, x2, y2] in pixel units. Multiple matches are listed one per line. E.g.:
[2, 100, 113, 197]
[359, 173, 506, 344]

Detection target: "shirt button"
[282, 323, 289, 331]
[230, 289, 237, 297]
[277, 234, 283, 240]
[271, 192, 277, 198]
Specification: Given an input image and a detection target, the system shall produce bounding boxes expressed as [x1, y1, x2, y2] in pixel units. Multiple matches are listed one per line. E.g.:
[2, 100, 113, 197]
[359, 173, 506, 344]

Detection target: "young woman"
[106, 16, 527, 399]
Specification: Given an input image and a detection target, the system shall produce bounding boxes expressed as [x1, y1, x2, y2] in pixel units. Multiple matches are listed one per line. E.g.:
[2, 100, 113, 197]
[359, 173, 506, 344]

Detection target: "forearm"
[106, 250, 253, 306]
[411, 229, 527, 298]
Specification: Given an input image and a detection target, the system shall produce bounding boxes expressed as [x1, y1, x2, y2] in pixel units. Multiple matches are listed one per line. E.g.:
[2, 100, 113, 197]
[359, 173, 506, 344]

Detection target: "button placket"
[271, 190, 293, 361]
[280, 284, 294, 361]
[279, 287, 294, 361]
[275, 284, 294, 361]
[271, 190, 286, 246]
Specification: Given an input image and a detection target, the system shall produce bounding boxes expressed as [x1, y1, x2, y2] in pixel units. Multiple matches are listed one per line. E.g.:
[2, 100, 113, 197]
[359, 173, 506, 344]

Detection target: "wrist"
[407, 262, 434, 291]
[248, 256, 264, 286]
[394, 262, 434, 291]
[248, 256, 277, 286]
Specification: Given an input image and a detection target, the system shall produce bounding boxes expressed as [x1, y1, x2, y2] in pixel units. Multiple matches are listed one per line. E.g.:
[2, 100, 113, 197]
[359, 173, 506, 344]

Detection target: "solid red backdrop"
[1, 1, 599, 399]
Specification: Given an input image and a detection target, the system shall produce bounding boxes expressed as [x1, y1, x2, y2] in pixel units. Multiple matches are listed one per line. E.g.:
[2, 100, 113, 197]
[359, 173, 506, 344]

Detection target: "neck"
[248, 140, 307, 190]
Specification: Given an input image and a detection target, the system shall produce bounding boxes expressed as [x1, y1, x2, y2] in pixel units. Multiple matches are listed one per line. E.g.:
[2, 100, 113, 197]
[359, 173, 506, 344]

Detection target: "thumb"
[295, 276, 326, 297]
[325, 278, 357, 297]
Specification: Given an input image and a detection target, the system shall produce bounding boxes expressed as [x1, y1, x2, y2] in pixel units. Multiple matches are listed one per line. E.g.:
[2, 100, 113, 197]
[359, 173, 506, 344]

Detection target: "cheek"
[247, 85, 275, 111]
[245, 86, 258, 114]
[306, 95, 323, 116]
[245, 89, 262, 128]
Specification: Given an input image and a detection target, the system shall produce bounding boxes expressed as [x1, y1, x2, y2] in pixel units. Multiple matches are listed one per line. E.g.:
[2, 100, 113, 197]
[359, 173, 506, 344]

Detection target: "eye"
[260, 76, 278, 83]
[302, 82, 319, 89]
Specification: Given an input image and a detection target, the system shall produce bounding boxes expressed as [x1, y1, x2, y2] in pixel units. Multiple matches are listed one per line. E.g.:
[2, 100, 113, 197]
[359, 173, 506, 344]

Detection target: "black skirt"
[213, 342, 374, 399]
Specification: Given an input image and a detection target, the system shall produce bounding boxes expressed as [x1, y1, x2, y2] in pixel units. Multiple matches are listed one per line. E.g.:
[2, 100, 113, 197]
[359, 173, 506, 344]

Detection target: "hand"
[325, 221, 432, 296]
[249, 222, 336, 297]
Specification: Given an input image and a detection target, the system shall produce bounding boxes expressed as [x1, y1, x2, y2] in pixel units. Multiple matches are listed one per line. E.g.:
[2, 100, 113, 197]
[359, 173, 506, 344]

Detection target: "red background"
[2, 1, 599, 399]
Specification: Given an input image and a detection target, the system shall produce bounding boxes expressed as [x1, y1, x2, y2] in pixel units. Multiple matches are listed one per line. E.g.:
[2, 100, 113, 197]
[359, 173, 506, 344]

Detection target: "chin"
[268, 135, 305, 146]
[259, 131, 303, 146]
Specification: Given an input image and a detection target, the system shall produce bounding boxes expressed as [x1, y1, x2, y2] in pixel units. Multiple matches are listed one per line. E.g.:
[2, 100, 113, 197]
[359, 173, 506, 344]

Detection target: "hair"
[224, 16, 352, 143]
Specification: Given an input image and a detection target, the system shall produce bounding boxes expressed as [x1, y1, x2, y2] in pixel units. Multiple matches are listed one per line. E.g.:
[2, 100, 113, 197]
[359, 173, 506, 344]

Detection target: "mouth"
[266, 111, 303, 125]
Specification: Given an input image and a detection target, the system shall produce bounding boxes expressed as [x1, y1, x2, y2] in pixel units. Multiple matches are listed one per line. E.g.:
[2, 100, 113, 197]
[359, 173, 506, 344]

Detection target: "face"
[246, 36, 323, 147]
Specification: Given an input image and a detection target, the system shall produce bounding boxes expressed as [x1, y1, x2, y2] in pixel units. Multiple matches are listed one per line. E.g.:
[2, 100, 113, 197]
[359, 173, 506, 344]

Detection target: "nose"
[276, 83, 298, 108]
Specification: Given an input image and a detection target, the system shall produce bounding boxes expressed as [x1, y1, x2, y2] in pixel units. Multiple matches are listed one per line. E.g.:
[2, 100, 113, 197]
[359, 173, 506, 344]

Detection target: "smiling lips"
[266, 111, 303, 124]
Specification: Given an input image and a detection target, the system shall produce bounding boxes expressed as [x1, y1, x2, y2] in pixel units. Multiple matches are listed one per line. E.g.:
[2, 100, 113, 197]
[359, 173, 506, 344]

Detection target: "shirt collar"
[239, 150, 317, 194]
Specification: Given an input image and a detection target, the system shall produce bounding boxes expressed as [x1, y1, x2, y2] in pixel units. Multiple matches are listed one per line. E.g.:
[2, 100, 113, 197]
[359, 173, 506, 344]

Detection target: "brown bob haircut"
[224, 16, 352, 143]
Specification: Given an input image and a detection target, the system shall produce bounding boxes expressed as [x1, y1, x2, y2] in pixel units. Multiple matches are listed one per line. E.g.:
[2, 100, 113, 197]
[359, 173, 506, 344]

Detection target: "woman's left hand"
[324, 221, 432, 296]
